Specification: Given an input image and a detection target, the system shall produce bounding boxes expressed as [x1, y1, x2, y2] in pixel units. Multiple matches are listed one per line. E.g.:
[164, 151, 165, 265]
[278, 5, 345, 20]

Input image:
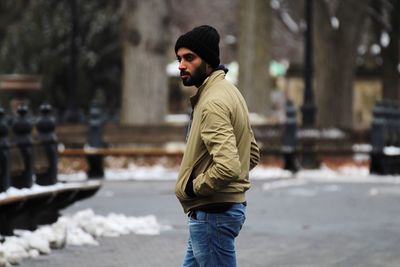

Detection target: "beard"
[181, 61, 208, 87]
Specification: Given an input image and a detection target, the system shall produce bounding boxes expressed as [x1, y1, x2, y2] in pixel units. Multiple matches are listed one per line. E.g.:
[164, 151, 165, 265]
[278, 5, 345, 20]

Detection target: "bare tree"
[313, 0, 370, 128]
[121, 0, 170, 125]
[237, 0, 272, 117]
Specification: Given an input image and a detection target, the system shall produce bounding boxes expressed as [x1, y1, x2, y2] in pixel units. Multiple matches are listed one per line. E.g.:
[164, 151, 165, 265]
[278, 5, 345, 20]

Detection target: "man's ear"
[206, 63, 213, 74]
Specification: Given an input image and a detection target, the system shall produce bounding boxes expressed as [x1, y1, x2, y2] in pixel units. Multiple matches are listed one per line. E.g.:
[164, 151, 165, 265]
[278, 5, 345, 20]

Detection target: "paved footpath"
[20, 178, 400, 267]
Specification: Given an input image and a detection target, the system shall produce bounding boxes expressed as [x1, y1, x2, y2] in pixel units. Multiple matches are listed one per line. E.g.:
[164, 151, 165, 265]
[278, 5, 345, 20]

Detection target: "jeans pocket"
[217, 217, 245, 251]
[215, 204, 246, 250]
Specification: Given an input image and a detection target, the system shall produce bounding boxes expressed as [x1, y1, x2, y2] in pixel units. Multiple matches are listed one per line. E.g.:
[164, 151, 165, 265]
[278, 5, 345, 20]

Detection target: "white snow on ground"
[58, 164, 179, 182]
[57, 163, 400, 186]
[11, 164, 400, 200]
[260, 164, 400, 192]
[105, 164, 179, 181]
[57, 164, 400, 200]
[58, 164, 305, 182]
[0, 209, 171, 266]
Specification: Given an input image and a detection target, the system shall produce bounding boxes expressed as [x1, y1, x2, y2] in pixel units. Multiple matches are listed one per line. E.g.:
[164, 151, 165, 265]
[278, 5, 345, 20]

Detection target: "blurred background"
[1, 2, 400, 265]
[0, 0, 398, 128]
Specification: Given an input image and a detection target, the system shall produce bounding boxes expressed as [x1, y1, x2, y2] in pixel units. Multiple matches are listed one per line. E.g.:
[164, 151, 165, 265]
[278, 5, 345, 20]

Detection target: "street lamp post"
[301, 0, 316, 126]
[301, 0, 319, 168]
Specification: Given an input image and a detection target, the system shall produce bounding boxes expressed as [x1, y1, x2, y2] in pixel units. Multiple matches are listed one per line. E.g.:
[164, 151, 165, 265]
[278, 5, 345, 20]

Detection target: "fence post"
[370, 101, 386, 174]
[282, 100, 300, 172]
[386, 101, 397, 174]
[0, 107, 10, 193]
[393, 103, 400, 174]
[87, 104, 105, 178]
[36, 104, 58, 185]
[11, 105, 34, 188]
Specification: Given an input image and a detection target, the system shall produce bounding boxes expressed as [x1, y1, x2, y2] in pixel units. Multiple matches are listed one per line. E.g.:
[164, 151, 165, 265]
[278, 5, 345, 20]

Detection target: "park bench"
[0, 105, 102, 236]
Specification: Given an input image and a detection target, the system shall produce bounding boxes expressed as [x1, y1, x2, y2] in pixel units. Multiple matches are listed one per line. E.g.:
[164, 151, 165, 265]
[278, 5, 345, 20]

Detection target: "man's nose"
[178, 61, 186, 70]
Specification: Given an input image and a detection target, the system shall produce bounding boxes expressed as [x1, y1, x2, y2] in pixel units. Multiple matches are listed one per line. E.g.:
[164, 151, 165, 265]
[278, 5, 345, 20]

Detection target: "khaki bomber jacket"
[175, 70, 260, 213]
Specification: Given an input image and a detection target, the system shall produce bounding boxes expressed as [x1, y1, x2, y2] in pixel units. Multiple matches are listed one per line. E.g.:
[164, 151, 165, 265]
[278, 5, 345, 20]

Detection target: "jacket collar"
[189, 70, 225, 108]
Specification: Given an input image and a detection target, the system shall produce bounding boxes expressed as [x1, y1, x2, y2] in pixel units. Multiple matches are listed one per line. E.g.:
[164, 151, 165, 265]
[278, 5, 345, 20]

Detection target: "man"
[175, 25, 260, 267]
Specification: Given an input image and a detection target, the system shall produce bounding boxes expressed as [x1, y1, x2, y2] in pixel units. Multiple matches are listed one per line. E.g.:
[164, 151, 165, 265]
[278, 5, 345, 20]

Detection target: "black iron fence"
[54, 100, 400, 177]
[0, 104, 101, 236]
[0, 104, 58, 191]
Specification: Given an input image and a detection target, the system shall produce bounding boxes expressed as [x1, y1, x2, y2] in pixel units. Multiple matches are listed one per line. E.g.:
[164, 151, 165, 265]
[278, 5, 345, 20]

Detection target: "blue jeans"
[182, 203, 246, 267]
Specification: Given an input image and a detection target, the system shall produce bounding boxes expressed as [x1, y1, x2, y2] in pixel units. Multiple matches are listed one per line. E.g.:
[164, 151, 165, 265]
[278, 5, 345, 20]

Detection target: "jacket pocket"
[175, 166, 193, 200]
[184, 172, 196, 198]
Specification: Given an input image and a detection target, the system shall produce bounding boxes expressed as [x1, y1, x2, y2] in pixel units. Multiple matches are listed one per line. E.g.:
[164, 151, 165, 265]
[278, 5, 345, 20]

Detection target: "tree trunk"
[314, 0, 368, 129]
[381, 0, 400, 100]
[121, 0, 170, 125]
[237, 0, 272, 117]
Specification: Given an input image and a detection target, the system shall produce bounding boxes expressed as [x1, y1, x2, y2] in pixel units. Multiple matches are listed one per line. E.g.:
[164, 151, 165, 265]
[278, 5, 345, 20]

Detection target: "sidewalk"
[20, 178, 400, 267]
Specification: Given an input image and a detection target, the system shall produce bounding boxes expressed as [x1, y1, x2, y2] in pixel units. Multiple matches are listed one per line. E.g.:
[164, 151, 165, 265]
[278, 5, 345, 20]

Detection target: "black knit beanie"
[175, 25, 220, 68]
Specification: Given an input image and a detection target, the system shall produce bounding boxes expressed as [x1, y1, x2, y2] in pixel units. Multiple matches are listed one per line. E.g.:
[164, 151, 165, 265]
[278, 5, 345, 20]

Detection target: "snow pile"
[250, 166, 292, 180]
[69, 209, 169, 237]
[262, 165, 400, 192]
[0, 209, 171, 266]
[105, 164, 178, 181]
[58, 163, 180, 182]
[58, 171, 87, 182]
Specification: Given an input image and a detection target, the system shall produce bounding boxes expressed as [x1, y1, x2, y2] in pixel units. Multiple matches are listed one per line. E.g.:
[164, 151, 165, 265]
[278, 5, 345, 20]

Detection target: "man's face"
[176, 47, 211, 87]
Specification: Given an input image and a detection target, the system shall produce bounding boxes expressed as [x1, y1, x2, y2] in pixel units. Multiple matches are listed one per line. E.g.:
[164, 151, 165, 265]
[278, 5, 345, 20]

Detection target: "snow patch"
[262, 166, 400, 192]
[0, 209, 171, 266]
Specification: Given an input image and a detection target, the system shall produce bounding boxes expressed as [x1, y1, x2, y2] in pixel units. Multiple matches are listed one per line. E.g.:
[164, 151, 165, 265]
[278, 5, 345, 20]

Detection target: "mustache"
[180, 71, 191, 76]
